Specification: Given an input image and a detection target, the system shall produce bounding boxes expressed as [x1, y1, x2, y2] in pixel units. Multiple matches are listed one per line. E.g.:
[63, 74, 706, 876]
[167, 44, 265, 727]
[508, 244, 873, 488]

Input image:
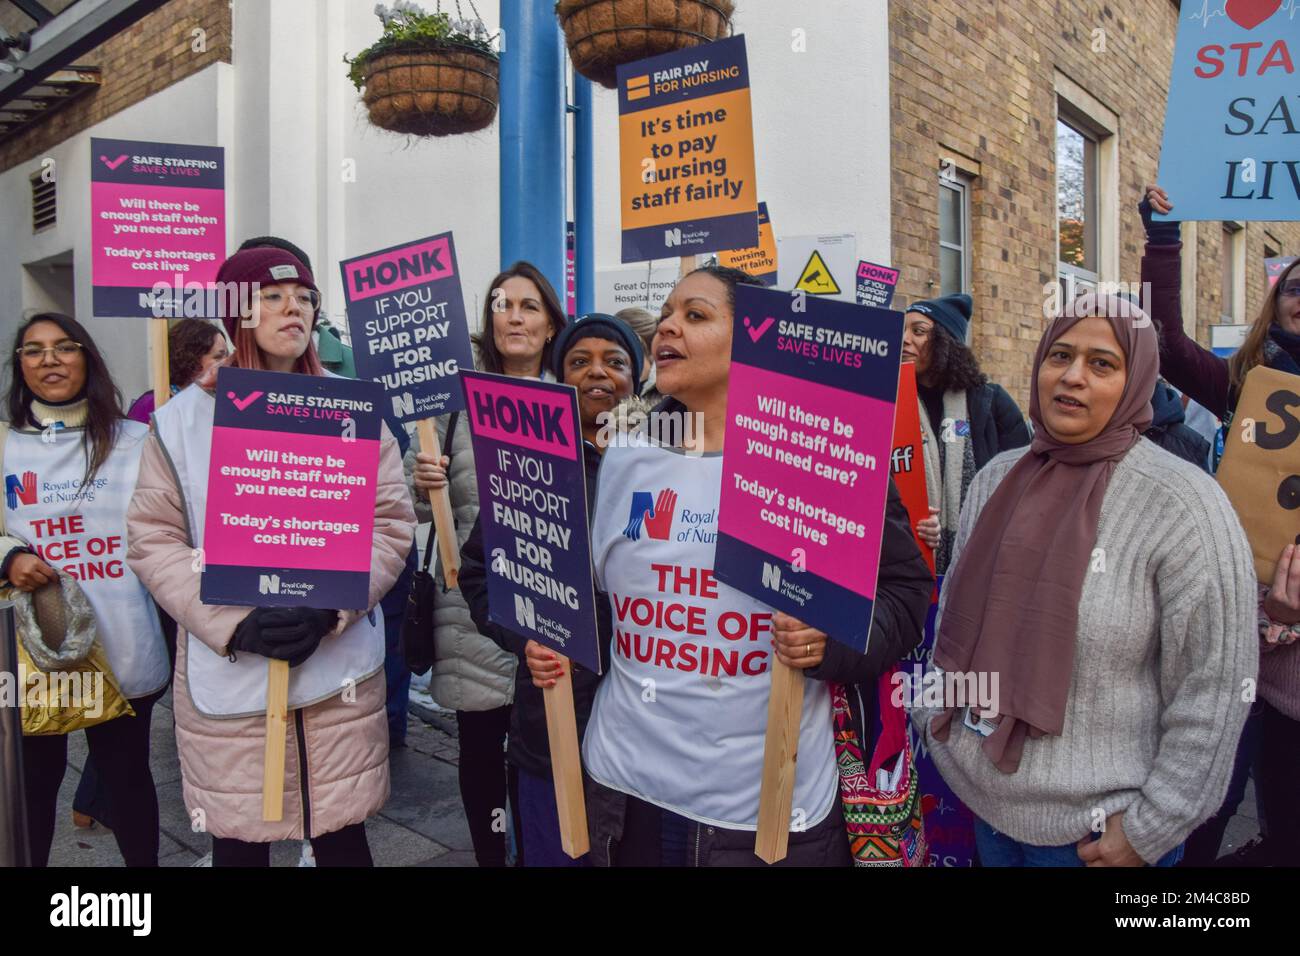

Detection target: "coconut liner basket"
[360, 40, 499, 137]
[557, 0, 735, 89]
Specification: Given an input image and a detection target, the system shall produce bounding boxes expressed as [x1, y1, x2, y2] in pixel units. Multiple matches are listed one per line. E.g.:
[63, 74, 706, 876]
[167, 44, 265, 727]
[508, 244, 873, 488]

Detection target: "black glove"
[227, 607, 340, 667]
[1139, 195, 1181, 247]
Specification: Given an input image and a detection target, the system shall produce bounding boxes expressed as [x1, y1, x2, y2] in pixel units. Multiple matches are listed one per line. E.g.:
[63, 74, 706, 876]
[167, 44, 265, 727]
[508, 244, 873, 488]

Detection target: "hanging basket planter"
[556, 0, 735, 89]
[358, 42, 499, 137]
[347, 7, 500, 137]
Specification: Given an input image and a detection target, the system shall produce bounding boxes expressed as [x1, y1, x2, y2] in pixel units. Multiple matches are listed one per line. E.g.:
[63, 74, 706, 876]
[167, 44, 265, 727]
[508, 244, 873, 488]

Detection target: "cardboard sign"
[1267, 255, 1296, 287]
[891, 363, 934, 573]
[200, 367, 383, 609]
[595, 265, 680, 314]
[617, 35, 759, 262]
[1217, 364, 1300, 581]
[459, 372, 602, 673]
[90, 137, 226, 318]
[856, 260, 900, 309]
[717, 201, 778, 285]
[715, 285, 904, 651]
[341, 233, 476, 425]
[900, 577, 977, 867]
[777, 233, 857, 303]
[1155, 4, 1300, 221]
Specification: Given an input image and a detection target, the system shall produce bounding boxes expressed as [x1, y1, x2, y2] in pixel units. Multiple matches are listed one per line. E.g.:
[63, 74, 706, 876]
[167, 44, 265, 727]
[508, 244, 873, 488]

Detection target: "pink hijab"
[929, 294, 1159, 772]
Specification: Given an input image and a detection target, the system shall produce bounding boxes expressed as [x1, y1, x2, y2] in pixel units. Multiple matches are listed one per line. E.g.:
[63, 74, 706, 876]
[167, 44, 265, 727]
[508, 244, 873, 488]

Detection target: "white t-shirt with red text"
[582, 440, 837, 830]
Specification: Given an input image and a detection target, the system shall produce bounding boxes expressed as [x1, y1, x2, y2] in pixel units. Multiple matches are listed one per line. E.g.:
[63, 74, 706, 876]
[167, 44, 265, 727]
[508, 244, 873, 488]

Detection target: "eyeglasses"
[254, 289, 321, 314]
[1277, 282, 1300, 300]
[16, 342, 84, 363]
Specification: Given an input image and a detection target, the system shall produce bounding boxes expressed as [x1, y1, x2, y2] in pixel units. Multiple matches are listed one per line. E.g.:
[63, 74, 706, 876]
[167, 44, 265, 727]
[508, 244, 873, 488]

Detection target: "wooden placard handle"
[416, 418, 460, 590]
[262, 658, 290, 822]
[150, 319, 170, 409]
[754, 657, 805, 864]
[679, 254, 697, 277]
[543, 652, 590, 859]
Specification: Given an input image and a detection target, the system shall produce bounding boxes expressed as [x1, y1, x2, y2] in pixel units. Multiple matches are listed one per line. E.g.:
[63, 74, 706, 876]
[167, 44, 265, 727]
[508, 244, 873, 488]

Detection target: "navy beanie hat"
[907, 293, 972, 343]
[551, 313, 644, 384]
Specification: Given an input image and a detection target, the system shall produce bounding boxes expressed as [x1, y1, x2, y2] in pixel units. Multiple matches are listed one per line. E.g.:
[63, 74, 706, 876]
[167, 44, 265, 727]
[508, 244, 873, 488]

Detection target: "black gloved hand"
[227, 607, 340, 667]
[1139, 194, 1181, 247]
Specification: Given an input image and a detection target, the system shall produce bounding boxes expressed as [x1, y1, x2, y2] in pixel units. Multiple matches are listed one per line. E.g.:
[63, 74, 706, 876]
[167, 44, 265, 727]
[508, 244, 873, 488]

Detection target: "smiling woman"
[1, 312, 171, 868]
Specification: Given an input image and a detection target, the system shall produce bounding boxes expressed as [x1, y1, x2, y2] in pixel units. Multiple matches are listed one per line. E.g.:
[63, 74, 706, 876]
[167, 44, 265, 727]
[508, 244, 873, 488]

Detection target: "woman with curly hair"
[903, 294, 1030, 573]
[124, 319, 227, 423]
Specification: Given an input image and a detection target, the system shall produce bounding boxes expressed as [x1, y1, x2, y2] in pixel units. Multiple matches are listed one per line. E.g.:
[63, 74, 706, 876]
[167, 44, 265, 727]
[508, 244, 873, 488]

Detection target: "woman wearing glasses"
[2, 313, 170, 866]
[126, 247, 416, 866]
[1140, 185, 1300, 866]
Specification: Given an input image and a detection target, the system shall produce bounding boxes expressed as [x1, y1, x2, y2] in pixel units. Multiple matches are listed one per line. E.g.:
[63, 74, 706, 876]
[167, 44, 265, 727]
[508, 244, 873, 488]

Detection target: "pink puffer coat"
[126, 425, 415, 843]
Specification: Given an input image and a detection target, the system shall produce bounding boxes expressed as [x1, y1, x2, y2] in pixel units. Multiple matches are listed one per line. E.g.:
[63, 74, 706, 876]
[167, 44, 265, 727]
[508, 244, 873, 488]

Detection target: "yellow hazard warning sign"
[795, 250, 841, 295]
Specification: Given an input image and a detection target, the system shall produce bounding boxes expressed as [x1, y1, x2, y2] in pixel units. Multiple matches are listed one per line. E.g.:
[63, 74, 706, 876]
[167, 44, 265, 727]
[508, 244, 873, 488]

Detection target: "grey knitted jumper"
[914, 438, 1258, 864]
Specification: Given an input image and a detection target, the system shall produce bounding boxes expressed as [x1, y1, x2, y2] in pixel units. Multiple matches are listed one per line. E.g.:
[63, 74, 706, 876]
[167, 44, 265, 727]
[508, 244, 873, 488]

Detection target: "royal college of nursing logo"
[5, 471, 37, 509]
[623, 489, 677, 542]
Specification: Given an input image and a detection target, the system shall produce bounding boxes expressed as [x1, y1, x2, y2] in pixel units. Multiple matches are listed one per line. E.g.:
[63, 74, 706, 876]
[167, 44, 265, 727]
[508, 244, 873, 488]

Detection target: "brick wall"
[0, 0, 231, 173]
[890, 0, 1300, 407]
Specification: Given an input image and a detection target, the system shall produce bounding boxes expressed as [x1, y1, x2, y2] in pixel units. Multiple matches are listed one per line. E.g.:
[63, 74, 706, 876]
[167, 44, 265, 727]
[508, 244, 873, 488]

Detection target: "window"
[939, 170, 971, 297]
[1054, 73, 1119, 305]
[1057, 118, 1097, 283]
[1222, 222, 1245, 324]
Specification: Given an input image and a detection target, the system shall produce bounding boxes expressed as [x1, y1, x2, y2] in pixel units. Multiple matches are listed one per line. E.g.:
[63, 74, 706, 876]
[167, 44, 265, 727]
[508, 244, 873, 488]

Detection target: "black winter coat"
[458, 440, 611, 778]
[1143, 381, 1211, 472]
[969, 382, 1031, 470]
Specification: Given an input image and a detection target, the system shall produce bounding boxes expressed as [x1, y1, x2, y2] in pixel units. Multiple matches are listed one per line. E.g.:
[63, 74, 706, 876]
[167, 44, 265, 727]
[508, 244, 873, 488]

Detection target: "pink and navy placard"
[341, 232, 475, 425]
[715, 285, 904, 652]
[90, 137, 225, 318]
[855, 260, 900, 309]
[459, 371, 602, 673]
[200, 367, 383, 610]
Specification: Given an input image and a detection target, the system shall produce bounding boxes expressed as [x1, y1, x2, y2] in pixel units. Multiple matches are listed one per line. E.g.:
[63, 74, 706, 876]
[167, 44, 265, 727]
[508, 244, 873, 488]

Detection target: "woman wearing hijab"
[916, 294, 1257, 867]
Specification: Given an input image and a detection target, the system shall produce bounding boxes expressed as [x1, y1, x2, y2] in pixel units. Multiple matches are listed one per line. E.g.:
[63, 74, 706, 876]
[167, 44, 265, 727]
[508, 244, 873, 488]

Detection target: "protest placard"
[718, 201, 778, 285]
[460, 371, 600, 858]
[1217, 364, 1300, 581]
[91, 138, 226, 318]
[716, 286, 905, 648]
[1267, 255, 1296, 287]
[891, 362, 934, 573]
[91, 137, 226, 410]
[617, 35, 758, 262]
[200, 366, 382, 820]
[342, 232, 475, 586]
[200, 367, 382, 608]
[1155, 3, 1300, 221]
[714, 284, 903, 862]
[897, 577, 976, 868]
[856, 260, 901, 309]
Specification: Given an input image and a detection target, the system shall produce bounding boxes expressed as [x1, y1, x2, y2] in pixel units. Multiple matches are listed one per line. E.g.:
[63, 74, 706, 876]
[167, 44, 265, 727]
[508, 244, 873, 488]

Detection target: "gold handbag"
[0, 420, 133, 734]
[11, 572, 133, 736]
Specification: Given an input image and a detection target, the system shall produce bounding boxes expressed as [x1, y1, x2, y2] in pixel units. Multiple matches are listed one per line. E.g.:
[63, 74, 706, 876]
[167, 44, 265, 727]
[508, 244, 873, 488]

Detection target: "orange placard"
[617, 36, 758, 263]
[891, 363, 934, 573]
[717, 202, 777, 285]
